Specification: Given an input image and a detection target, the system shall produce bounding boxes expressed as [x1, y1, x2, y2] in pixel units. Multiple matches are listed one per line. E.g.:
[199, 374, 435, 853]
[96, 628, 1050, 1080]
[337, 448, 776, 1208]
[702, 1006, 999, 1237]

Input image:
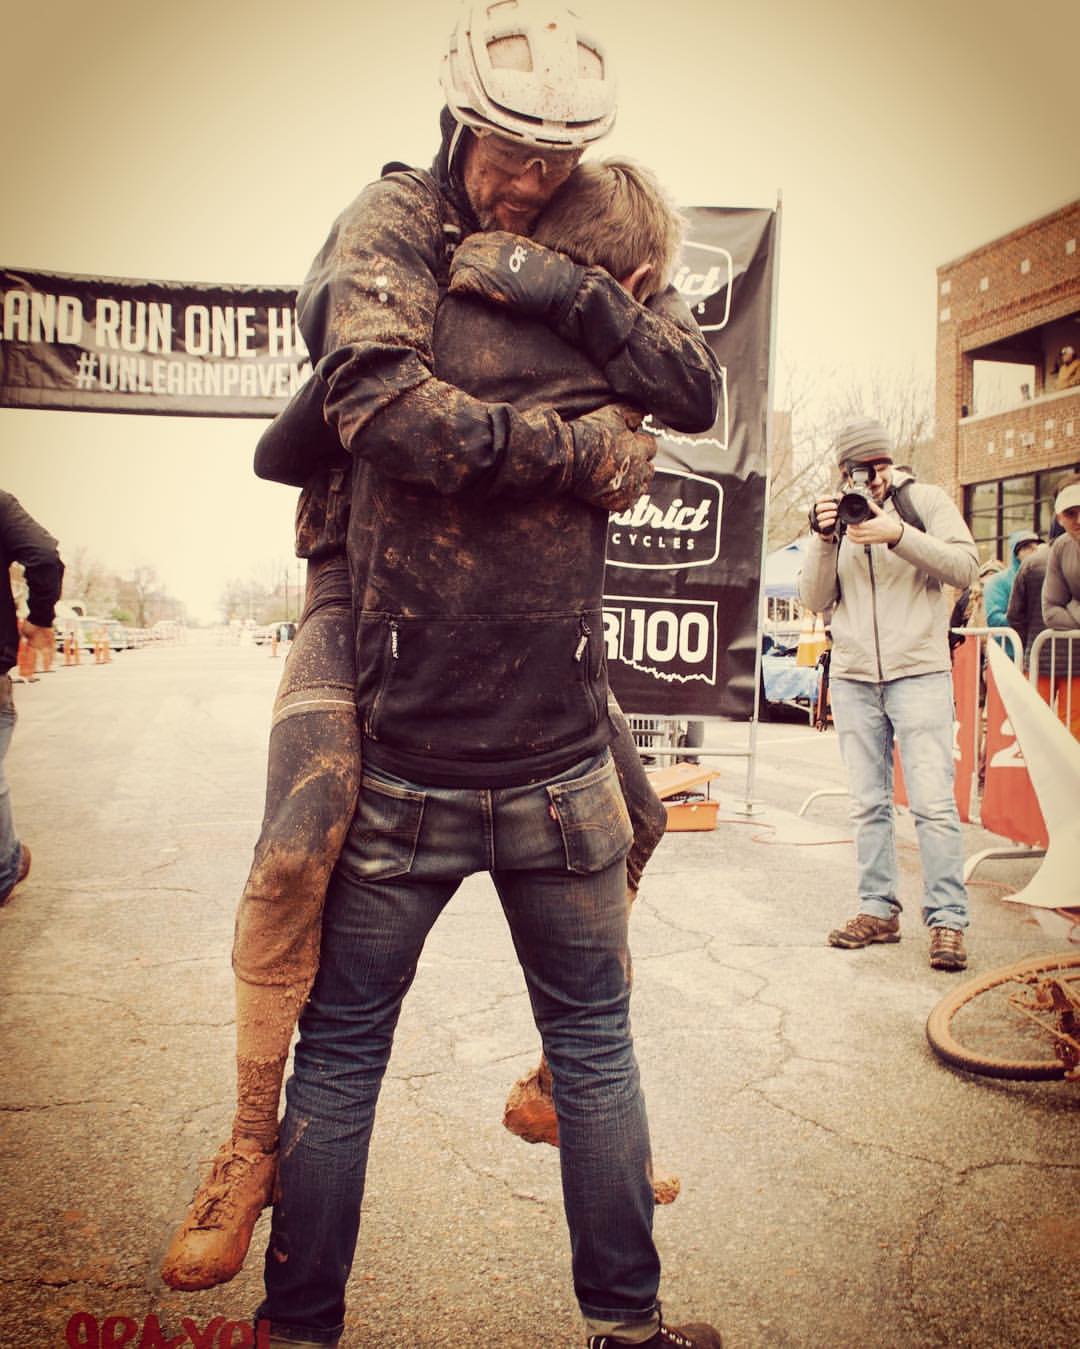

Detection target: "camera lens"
[836, 490, 874, 526]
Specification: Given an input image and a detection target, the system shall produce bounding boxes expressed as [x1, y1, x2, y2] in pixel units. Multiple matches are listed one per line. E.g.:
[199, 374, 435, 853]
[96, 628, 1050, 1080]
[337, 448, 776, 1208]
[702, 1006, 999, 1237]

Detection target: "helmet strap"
[447, 120, 467, 177]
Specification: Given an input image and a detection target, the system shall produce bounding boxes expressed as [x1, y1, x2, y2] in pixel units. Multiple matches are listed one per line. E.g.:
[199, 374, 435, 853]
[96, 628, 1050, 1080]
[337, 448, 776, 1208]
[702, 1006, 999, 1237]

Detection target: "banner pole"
[736, 192, 783, 816]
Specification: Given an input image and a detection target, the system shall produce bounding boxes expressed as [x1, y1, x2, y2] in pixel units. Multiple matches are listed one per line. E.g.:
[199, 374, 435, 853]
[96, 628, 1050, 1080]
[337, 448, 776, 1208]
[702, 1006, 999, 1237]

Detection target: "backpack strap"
[887, 479, 927, 533]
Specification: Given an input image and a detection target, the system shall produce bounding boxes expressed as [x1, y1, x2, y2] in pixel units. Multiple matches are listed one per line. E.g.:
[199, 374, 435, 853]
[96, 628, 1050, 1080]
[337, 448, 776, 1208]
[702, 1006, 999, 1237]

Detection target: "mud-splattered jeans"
[257, 749, 662, 1345]
[232, 557, 666, 988]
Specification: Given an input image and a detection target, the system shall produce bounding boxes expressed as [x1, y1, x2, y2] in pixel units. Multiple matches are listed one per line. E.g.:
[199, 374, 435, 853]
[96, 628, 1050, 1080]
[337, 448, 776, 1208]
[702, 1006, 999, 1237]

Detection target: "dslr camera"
[834, 464, 876, 533]
[810, 464, 876, 538]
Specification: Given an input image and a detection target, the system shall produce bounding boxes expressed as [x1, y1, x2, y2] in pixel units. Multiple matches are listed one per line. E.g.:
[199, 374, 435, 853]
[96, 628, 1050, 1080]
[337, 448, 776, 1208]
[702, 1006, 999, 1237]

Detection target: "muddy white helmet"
[442, 1, 617, 148]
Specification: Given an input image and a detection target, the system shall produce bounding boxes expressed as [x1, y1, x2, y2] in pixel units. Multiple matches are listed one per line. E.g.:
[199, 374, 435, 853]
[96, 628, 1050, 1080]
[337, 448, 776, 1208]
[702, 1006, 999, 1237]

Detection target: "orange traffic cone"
[16, 637, 37, 681]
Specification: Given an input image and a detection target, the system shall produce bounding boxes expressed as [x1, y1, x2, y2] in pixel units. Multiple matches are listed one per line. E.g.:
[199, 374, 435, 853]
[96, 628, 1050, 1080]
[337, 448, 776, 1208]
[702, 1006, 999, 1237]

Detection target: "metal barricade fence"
[1028, 628, 1080, 738]
[626, 715, 684, 763]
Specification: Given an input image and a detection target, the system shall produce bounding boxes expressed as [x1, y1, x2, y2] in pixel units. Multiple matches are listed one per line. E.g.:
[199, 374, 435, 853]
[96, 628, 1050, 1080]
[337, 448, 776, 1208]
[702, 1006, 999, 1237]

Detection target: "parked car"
[52, 617, 128, 655]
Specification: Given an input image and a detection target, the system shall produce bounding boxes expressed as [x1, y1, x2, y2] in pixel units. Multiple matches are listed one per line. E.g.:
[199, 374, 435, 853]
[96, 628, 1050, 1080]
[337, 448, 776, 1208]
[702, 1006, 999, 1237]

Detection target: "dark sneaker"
[929, 927, 967, 971]
[828, 912, 900, 948]
[589, 1323, 723, 1348]
[160, 1136, 277, 1290]
[0, 844, 31, 907]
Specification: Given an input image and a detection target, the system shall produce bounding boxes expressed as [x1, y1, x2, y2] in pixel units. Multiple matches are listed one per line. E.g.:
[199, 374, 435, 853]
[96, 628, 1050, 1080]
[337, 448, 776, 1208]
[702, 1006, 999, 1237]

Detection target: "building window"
[964, 464, 1080, 561]
[971, 358, 1037, 413]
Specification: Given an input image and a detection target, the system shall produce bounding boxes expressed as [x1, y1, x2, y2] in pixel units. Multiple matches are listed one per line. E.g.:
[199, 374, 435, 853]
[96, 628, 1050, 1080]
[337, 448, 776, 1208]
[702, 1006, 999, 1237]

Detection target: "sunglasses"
[472, 130, 583, 183]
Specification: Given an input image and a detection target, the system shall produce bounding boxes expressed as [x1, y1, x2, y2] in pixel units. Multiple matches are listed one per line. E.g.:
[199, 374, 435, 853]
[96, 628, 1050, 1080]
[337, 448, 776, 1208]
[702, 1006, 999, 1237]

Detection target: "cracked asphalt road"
[0, 637, 1076, 1348]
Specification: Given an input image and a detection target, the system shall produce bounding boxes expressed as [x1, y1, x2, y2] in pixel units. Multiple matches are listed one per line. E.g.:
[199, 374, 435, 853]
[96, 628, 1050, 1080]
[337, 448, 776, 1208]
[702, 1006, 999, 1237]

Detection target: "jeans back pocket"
[546, 753, 633, 875]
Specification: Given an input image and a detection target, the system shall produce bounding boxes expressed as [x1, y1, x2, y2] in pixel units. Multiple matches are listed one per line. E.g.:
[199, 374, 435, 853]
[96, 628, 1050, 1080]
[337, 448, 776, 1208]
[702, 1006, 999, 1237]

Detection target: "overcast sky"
[1, 0, 1076, 622]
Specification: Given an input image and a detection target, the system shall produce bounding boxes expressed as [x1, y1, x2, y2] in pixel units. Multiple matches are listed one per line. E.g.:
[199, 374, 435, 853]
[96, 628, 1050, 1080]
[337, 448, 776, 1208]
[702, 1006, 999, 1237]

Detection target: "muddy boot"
[160, 1135, 277, 1291]
[503, 1059, 681, 1204]
[649, 1167, 681, 1205]
[503, 1058, 559, 1146]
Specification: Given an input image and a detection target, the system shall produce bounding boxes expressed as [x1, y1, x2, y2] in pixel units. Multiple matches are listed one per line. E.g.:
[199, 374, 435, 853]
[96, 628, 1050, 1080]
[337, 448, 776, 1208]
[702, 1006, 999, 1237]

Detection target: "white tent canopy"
[763, 536, 811, 601]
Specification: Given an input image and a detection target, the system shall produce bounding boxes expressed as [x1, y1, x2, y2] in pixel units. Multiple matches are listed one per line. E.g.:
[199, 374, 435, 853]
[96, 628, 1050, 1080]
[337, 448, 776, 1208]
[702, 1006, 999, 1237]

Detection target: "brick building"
[935, 199, 1079, 562]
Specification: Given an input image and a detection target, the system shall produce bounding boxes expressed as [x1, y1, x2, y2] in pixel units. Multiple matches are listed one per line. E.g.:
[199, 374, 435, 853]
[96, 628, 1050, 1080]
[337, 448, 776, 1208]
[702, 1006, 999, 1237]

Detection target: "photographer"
[799, 417, 979, 971]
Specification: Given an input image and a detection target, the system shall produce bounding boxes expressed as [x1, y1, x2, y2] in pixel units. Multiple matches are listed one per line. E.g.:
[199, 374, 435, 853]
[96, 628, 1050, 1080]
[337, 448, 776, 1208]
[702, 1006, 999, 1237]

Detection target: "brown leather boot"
[929, 926, 967, 971]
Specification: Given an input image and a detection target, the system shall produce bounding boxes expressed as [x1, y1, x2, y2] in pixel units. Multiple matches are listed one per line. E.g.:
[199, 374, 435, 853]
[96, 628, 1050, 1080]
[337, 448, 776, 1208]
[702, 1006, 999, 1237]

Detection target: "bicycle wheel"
[926, 951, 1080, 1081]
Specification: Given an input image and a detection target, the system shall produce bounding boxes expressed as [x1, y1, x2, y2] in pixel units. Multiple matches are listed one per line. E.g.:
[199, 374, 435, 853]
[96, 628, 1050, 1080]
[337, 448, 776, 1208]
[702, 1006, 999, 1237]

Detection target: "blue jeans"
[257, 749, 661, 1345]
[829, 672, 969, 930]
[0, 676, 20, 893]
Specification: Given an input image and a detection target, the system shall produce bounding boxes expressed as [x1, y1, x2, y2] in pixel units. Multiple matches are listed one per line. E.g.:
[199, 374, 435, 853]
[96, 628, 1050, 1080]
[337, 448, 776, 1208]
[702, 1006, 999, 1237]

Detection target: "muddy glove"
[448, 231, 586, 326]
[570, 404, 656, 513]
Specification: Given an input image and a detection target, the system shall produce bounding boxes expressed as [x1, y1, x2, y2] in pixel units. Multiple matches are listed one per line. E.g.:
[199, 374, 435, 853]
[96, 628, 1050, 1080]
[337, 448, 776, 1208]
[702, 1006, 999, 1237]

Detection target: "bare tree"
[828, 364, 936, 479]
[112, 564, 158, 627]
[217, 574, 280, 625]
[62, 545, 117, 615]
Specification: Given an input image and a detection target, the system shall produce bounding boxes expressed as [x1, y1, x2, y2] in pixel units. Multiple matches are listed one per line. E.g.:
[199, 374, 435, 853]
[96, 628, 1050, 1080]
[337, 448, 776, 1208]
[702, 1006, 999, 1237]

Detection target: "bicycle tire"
[925, 951, 1080, 1081]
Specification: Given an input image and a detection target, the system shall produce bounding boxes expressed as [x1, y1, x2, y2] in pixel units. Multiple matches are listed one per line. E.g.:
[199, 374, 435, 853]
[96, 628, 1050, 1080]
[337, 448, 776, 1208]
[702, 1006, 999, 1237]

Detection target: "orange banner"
[979, 661, 1049, 848]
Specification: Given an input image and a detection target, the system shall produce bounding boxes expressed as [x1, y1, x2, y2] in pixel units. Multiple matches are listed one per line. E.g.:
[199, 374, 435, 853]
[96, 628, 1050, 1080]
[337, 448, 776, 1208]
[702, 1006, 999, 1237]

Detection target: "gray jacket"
[1042, 533, 1080, 630]
[798, 473, 978, 683]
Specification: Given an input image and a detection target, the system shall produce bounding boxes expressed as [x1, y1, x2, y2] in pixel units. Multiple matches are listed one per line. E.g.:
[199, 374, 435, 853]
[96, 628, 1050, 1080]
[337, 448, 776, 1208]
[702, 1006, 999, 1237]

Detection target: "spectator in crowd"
[984, 530, 1040, 630]
[800, 417, 978, 972]
[966, 557, 1003, 629]
[0, 491, 63, 906]
[1037, 473, 1080, 738]
[1052, 343, 1080, 391]
[1043, 473, 1080, 630]
[1007, 540, 1050, 668]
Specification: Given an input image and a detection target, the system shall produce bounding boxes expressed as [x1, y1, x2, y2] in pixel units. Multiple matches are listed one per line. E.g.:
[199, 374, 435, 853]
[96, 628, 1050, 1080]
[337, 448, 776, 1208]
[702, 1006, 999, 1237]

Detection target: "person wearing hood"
[800, 417, 979, 974]
[984, 528, 1041, 631]
[163, 6, 724, 1348]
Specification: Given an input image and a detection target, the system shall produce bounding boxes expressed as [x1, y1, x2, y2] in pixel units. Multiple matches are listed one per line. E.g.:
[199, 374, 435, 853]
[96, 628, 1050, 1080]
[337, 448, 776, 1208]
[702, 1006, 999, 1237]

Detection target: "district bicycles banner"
[2, 206, 776, 717]
[604, 207, 777, 719]
[0, 268, 312, 417]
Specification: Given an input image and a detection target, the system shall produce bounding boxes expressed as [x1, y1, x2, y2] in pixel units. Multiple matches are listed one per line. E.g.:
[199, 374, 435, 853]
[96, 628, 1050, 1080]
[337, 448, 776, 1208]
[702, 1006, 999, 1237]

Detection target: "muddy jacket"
[0, 491, 63, 674]
[798, 473, 979, 683]
[281, 124, 720, 786]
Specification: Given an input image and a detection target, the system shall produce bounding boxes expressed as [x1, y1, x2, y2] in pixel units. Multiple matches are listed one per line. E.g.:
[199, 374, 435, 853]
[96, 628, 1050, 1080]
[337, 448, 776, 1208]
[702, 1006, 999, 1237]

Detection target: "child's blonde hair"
[532, 157, 684, 302]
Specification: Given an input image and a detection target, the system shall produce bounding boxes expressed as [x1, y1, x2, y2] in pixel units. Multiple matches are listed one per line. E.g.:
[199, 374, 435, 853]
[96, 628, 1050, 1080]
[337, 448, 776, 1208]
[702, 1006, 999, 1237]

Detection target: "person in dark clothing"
[264, 29, 723, 1331]
[164, 13, 723, 1343]
[1007, 541, 1049, 669]
[0, 492, 63, 906]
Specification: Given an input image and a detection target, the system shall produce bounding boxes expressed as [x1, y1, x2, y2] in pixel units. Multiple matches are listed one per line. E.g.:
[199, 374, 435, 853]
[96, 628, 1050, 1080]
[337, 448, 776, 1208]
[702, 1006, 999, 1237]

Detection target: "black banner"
[0, 268, 311, 417]
[604, 207, 777, 719]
